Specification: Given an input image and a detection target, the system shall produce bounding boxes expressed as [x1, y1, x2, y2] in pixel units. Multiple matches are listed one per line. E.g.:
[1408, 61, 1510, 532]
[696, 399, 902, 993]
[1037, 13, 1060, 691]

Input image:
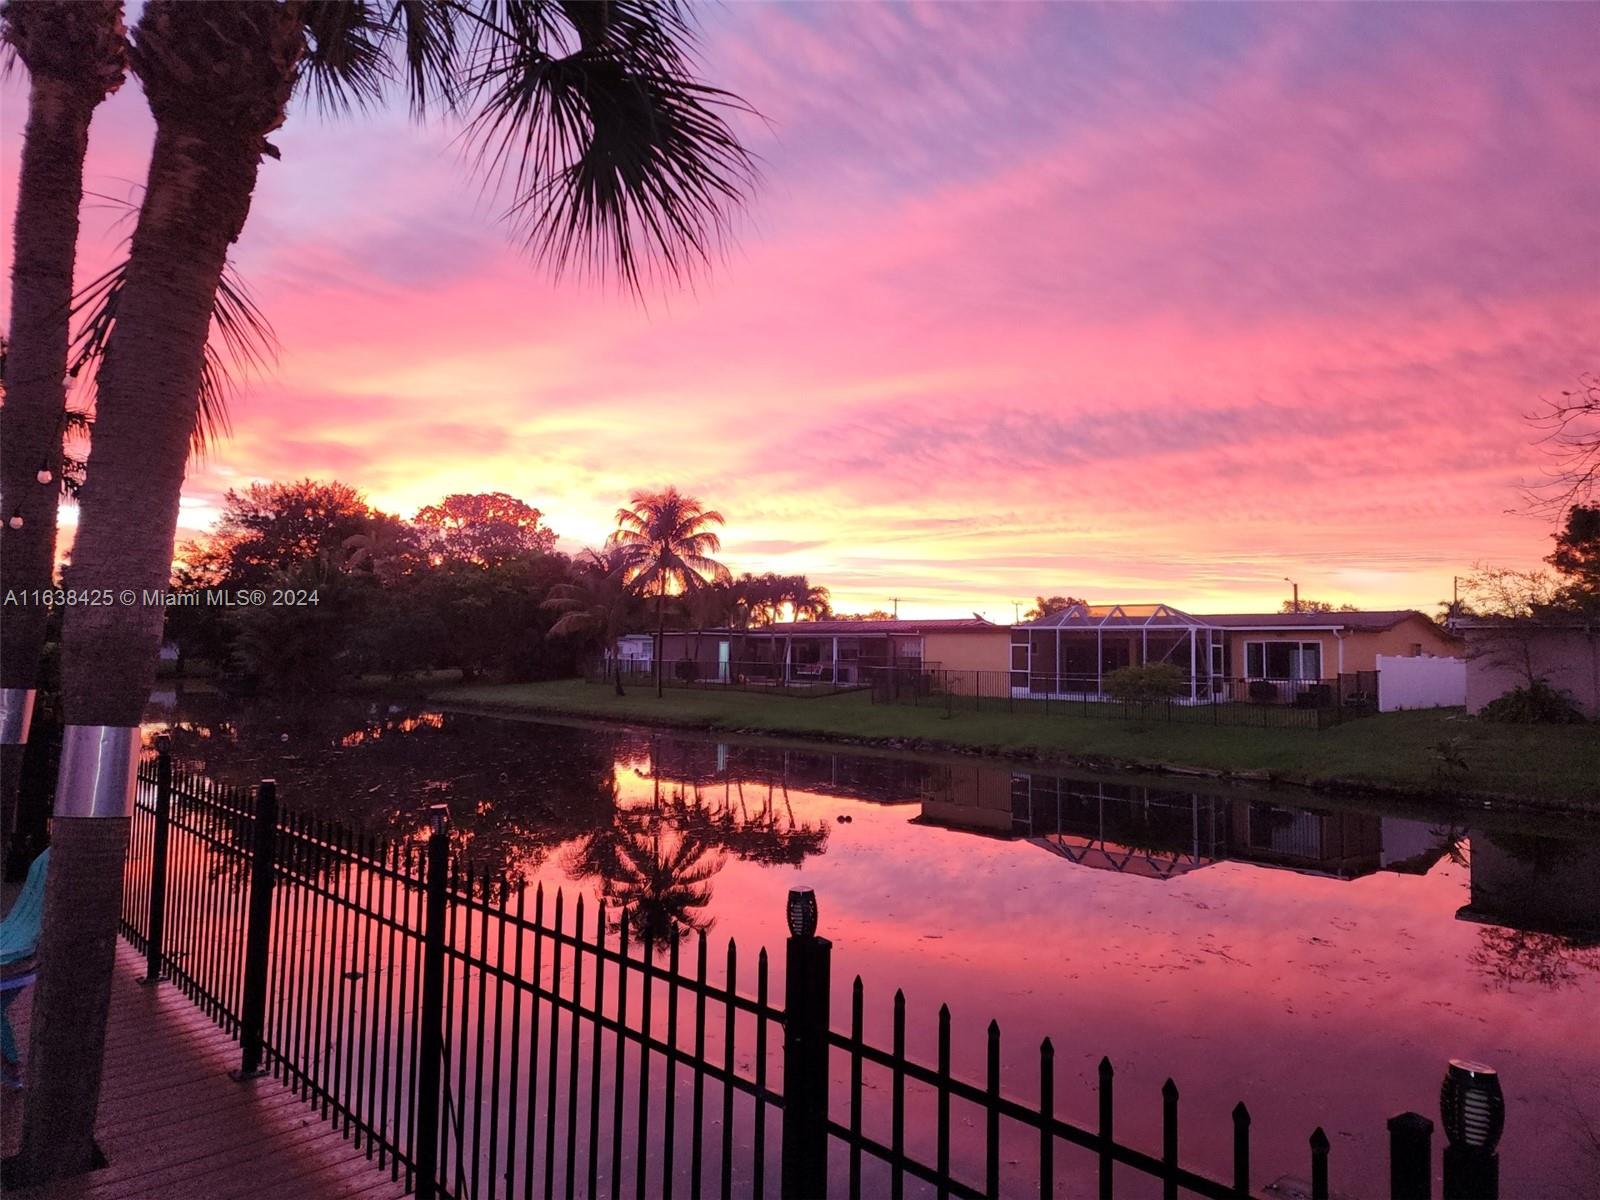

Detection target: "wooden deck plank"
[1, 941, 406, 1200]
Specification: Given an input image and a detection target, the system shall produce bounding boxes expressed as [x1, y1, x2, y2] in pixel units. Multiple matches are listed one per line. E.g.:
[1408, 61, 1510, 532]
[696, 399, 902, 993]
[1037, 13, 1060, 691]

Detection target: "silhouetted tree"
[608, 488, 730, 697]
[544, 548, 639, 694]
[413, 492, 557, 567]
[1025, 595, 1085, 620]
[1277, 599, 1360, 614]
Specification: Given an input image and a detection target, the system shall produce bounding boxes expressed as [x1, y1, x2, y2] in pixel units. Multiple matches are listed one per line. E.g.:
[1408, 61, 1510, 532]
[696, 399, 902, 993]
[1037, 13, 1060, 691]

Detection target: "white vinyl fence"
[1377, 654, 1467, 711]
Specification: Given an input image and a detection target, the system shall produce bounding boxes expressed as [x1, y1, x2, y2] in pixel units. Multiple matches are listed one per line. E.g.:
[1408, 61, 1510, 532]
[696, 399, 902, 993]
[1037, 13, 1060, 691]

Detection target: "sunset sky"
[3, 2, 1595, 619]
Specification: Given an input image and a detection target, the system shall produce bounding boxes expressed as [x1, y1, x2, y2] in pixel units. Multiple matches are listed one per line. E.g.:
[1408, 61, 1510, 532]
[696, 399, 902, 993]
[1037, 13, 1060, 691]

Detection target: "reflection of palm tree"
[571, 817, 725, 949]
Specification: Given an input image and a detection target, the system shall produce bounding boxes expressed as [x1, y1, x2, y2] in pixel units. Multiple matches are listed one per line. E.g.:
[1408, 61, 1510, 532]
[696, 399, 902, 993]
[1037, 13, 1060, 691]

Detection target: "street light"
[1283, 577, 1300, 613]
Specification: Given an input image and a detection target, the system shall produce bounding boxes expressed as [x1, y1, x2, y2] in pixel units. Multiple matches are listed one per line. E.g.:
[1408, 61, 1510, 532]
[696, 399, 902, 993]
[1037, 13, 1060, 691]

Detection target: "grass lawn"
[433, 679, 1600, 807]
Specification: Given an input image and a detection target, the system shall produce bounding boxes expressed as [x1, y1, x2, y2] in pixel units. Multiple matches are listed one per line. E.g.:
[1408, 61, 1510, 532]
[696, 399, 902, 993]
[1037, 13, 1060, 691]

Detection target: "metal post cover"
[55, 724, 142, 818]
[0, 688, 36, 745]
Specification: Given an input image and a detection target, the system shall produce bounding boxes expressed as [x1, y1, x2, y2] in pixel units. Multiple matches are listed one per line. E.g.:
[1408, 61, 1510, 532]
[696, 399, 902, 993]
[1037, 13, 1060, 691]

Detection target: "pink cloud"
[4, 3, 1595, 615]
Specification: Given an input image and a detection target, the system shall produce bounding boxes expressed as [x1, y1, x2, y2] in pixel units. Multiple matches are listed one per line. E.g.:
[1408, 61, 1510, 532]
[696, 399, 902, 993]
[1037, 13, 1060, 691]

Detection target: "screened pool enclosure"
[1010, 603, 1237, 701]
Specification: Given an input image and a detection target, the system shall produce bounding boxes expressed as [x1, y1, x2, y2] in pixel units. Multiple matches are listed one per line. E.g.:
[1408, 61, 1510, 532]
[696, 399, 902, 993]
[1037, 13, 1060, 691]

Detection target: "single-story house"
[642, 617, 1009, 690]
[1010, 604, 1460, 703]
[1454, 617, 1600, 718]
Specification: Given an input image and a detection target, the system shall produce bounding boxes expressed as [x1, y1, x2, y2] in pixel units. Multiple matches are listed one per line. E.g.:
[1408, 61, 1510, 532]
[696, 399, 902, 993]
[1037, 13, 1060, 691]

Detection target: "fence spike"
[1162, 1077, 1178, 1101]
[1231, 1102, 1251, 1196]
[1309, 1126, 1330, 1200]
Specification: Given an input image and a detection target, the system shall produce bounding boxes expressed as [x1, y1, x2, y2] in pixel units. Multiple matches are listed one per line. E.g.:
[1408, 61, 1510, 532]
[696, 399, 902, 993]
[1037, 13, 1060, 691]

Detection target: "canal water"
[144, 695, 1600, 1197]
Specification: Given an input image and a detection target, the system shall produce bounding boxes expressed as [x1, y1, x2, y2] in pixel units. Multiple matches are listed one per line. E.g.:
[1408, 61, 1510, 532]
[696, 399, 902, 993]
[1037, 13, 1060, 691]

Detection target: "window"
[1245, 640, 1322, 680]
[1410, 643, 1423, 657]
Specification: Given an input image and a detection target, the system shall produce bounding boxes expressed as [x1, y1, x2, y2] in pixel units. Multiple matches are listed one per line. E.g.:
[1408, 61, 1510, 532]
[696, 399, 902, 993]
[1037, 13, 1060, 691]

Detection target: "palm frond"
[299, 0, 390, 114]
[387, 0, 460, 114]
[66, 252, 276, 457]
[459, 0, 757, 290]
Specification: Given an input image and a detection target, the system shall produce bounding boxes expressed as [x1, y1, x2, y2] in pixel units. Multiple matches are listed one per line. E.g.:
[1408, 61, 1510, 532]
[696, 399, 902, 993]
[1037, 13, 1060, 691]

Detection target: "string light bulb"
[36, 461, 53, 485]
[7, 510, 23, 530]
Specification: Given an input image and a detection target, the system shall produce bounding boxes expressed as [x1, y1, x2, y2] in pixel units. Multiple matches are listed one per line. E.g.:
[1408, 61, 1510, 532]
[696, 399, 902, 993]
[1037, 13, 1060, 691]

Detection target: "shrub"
[1104, 663, 1187, 704]
[1479, 681, 1587, 724]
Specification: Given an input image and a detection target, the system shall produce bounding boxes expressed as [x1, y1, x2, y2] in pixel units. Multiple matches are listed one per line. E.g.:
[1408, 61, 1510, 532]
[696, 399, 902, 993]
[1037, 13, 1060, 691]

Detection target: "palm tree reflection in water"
[575, 816, 725, 949]
[569, 763, 831, 949]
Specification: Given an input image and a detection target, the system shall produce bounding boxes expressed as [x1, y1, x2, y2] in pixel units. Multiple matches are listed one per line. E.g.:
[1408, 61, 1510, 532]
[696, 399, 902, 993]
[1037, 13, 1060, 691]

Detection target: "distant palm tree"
[543, 548, 637, 695]
[784, 576, 832, 622]
[608, 488, 731, 697]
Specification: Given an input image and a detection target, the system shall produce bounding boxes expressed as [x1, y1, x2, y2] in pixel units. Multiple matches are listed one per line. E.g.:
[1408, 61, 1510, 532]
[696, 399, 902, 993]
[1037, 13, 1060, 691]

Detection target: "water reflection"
[146, 695, 1600, 957]
[142, 694, 1600, 1192]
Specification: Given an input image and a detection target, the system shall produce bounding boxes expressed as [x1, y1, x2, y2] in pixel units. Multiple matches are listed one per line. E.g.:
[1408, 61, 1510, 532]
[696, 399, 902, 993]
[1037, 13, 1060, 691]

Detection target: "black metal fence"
[583, 659, 1379, 730]
[864, 669, 1381, 731]
[121, 750, 1479, 1199]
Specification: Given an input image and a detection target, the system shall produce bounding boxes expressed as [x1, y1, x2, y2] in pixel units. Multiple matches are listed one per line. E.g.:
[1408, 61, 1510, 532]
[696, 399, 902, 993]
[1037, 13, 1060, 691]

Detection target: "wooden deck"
[1, 941, 406, 1200]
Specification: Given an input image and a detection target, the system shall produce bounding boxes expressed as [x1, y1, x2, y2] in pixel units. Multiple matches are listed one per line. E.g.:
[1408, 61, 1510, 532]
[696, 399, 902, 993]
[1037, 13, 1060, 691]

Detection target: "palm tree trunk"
[656, 587, 666, 698]
[19, 4, 302, 1181]
[0, 14, 121, 849]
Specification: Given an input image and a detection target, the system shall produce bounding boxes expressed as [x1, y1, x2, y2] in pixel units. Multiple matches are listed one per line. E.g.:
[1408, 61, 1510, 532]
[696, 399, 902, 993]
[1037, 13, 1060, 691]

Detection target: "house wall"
[1221, 630, 1341, 677]
[1462, 626, 1600, 717]
[923, 630, 1011, 673]
[1221, 615, 1460, 679]
[923, 629, 1011, 695]
[1340, 615, 1461, 671]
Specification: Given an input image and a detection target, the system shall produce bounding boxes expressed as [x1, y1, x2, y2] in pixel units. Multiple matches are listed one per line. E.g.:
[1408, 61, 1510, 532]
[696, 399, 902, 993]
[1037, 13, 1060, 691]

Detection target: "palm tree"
[543, 548, 637, 695]
[25, 2, 755, 1179]
[608, 488, 731, 697]
[783, 575, 832, 622]
[0, 0, 124, 850]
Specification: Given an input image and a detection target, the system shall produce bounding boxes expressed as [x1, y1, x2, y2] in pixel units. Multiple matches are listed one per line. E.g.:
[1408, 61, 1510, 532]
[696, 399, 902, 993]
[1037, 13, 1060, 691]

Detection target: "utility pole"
[890, 597, 900, 619]
[1283, 577, 1300, 613]
[1013, 600, 1021, 623]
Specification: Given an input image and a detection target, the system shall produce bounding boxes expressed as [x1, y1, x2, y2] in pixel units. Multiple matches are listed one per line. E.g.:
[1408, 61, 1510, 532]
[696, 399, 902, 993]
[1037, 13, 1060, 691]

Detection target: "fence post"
[415, 805, 452, 1200]
[1388, 1111, 1434, 1199]
[141, 743, 173, 985]
[232, 778, 278, 1080]
[782, 886, 831, 1200]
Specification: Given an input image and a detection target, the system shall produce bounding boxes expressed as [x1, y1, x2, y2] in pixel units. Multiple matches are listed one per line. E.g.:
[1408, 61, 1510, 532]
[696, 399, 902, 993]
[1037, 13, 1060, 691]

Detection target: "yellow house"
[1010, 604, 1460, 703]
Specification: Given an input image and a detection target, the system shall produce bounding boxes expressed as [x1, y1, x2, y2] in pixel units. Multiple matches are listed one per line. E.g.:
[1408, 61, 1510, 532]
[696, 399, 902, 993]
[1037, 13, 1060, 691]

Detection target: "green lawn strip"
[432, 680, 1600, 807]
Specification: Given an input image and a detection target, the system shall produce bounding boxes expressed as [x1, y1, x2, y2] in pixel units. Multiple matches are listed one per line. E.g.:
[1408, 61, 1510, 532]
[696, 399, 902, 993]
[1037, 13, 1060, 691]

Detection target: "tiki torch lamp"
[787, 885, 819, 939]
[1441, 1059, 1503, 1200]
[428, 803, 450, 836]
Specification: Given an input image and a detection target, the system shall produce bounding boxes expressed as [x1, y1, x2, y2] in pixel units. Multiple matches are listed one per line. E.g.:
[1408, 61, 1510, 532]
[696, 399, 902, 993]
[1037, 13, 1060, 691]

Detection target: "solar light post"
[782, 886, 829, 1199]
[1440, 1059, 1503, 1200]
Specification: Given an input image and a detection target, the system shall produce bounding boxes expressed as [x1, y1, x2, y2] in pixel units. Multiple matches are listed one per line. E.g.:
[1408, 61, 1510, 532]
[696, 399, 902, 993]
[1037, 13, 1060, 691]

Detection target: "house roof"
[736, 617, 999, 636]
[1021, 604, 1206, 629]
[1017, 605, 1454, 635]
[1201, 610, 1431, 631]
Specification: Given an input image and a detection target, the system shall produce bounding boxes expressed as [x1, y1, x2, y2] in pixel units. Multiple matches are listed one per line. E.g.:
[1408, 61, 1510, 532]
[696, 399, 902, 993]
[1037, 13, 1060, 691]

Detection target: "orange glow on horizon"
[6, 3, 1595, 619]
